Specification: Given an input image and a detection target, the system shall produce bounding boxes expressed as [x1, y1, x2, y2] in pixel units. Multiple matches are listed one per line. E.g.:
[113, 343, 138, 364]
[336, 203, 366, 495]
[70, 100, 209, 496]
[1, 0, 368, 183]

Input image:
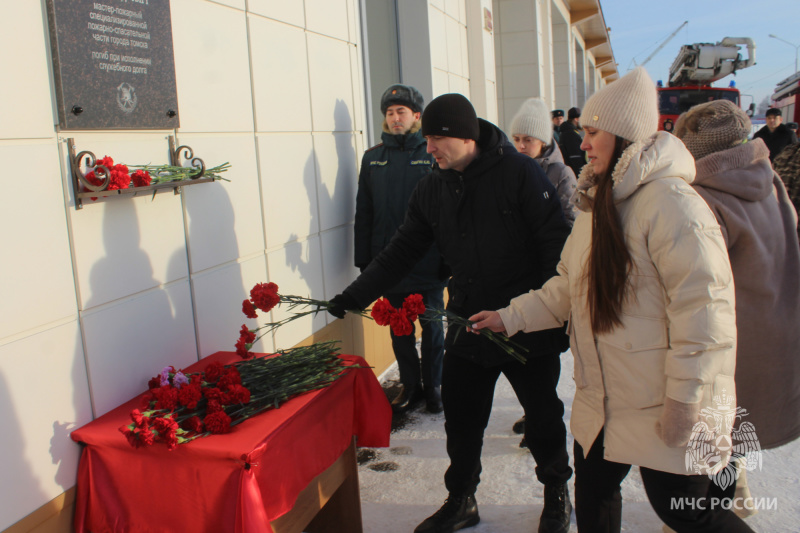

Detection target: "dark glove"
[328, 292, 361, 319]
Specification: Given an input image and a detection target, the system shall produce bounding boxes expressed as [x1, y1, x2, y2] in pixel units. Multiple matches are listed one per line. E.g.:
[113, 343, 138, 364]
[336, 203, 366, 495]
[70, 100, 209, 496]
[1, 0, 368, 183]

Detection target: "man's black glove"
[328, 292, 361, 319]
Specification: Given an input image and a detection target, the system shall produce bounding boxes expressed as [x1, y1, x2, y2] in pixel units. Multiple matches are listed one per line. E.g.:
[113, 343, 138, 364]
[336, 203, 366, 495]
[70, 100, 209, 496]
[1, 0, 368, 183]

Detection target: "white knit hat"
[509, 98, 552, 145]
[581, 67, 659, 143]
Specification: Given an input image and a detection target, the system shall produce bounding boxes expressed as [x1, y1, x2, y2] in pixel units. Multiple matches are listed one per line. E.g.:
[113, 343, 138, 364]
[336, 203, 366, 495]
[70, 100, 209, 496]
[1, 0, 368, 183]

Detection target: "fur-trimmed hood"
[573, 131, 696, 212]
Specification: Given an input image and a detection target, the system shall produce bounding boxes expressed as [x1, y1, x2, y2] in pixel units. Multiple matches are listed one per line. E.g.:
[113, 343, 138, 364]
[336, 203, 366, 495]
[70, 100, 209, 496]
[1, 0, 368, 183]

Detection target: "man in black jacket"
[753, 107, 798, 161]
[355, 84, 447, 414]
[559, 106, 586, 176]
[330, 94, 573, 533]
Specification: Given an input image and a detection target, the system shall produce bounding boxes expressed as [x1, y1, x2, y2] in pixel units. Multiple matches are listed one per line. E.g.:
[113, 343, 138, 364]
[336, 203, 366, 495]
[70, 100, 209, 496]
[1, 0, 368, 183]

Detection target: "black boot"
[414, 494, 480, 533]
[426, 386, 443, 414]
[391, 384, 424, 413]
[538, 484, 572, 533]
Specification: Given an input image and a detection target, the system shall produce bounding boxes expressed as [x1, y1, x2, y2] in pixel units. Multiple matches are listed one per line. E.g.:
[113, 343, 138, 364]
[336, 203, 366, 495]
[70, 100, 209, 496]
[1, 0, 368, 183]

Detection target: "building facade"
[0, 0, 615, 531]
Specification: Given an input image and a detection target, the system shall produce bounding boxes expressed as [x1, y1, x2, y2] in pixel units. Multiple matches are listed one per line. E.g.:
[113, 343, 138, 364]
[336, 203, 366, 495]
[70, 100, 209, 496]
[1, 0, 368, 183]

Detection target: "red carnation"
[223, 384, 251, 405]
[147, 376, 161, 390]
[119, 425, 141, 448]
[181, 416, 204, 433]
[402, 294, 426, 322]
[153, 417, 179, 450]
[206, 399, 223, 414]
[178, 383, 202, 409]
[370, 297, 395, 326]
[242, 299, 258, 319]
[139, 391, 154, 410]
[153, 385, 178, 411]
[107, 168, 131, 191]
[204, 361, 225, 383]
[96, 156, 114, 169]
[204, 387, 224, 401]
[218, 368, 242, 390]
[204, 410, 232, 434]
[139, 425, 156, 446]
[250, 282, 280, 313]
[389, 310, 413, 336]
[239, 325, 256, 343]
[235, 337, 252, 359]
[131, 169, 152, 187]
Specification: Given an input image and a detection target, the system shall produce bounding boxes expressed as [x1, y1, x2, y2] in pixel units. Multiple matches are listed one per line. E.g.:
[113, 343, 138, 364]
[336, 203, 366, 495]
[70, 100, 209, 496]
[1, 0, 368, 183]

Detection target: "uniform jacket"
[354, 122, 444, 295]
[498, 132, 738, 474]
[346, 119, 571, 366]
[691, 138, 800, 449]
[558, 121, 587, 177]
[753, 123, 798, 161]
[535, 143, 578, 226]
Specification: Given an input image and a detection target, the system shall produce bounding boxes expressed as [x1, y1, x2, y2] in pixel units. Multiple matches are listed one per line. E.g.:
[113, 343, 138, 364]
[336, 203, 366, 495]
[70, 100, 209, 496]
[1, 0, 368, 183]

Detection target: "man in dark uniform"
[559, 106, 586, 176]
[753, 107, 798, 161]
[551, 109, 565, 145]
[355, 84, 447, 414]
[331, 94, 573, 533]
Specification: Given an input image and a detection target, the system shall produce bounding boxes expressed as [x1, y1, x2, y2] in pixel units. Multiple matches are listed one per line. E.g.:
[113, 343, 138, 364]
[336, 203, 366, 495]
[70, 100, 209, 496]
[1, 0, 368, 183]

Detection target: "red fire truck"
[771, 71, 800, 125]
[657, 38, 757, 132]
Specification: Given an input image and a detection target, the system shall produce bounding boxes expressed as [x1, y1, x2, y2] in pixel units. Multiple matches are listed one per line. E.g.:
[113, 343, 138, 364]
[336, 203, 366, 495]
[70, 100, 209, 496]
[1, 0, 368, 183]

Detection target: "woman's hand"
[655, 397, 700, 448]
[467, 311, 506, 334]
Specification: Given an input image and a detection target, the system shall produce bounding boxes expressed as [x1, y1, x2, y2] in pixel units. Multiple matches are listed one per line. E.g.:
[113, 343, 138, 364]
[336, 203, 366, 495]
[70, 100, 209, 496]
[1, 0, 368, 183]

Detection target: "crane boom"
[668, 37, 756, 86]
[638, 21, 688, 68]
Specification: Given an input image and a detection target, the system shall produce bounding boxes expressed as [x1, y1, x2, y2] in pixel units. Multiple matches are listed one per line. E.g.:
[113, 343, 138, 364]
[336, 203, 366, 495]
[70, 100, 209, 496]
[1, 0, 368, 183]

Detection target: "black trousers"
[441, 350, 572, 496]
[386, 289, 445, 392]
[574, 428, 754, 533]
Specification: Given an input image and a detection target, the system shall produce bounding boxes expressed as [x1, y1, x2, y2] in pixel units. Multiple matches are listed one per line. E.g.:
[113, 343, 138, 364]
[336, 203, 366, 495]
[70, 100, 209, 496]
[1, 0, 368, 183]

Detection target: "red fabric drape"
[71, 352, 391, 533]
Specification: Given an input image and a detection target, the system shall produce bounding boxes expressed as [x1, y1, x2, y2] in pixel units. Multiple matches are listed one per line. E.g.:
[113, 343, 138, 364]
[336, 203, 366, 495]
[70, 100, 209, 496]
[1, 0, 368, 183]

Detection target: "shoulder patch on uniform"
[365, 143, 384, 153]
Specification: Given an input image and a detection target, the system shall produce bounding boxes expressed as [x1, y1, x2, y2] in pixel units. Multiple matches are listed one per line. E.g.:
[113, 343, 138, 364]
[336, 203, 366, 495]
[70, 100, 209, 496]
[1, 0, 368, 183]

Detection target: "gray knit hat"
[581, 67, 658, 143]
[674, 99, 751, 161]
[509, 98, 552, 145]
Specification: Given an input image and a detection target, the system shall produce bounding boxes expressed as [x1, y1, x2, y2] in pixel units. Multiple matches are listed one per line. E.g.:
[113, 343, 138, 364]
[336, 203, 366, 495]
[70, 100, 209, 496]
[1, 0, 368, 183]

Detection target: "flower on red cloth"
[235, 337, 252, 358]
[139, 392, 154, 410]
[242, 299, 258, 319]
[153, 385, 178, 411]
[218, 368, 242, 390]
[178, 383, 203, 409]
[204, 361, 225, 383]
[389, 310, 414, 336]
[204, 387, 223, 402]
[147, 376, 161, 390]
[206, 399, 223, 414]
[402, 294, 426, 322]
[131, 169, 152, 187]
[370, 297, 394, 326]
[204, 410, 232, 434]
[181, 416, 204, 433]
[250, 282, 280, 313]
[223, 384, 251, 405]
[153, 416, 180, 450]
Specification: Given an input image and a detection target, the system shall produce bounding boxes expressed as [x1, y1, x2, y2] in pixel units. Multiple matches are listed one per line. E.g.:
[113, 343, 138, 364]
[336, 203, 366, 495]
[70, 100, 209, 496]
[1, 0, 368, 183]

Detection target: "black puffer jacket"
[344, 119, 570, 365]
[753, 123, 799, 161]
[558, 120, 586, 176]
[354, 126, 444, 295]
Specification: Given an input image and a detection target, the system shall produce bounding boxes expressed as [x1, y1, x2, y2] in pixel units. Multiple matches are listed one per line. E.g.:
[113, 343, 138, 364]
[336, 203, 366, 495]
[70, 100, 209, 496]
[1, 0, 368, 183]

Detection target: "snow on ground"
[359, 350, 800, 532]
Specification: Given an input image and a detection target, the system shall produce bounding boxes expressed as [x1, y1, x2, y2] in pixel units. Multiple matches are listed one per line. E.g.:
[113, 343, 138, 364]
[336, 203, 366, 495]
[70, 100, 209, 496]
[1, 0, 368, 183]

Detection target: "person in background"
[752, 107, 798, 161]
[330, 93, 574, 533]
[773, 141, 800, 239]
[507, 97, 578, 446]
[668, 94, 800, 532]
[559, 107, 587, 177]
[551, 109, 565, 145]
[787, 121, 798, 136]
[469, 67, 753, 533]
[355, 84, 447, 414]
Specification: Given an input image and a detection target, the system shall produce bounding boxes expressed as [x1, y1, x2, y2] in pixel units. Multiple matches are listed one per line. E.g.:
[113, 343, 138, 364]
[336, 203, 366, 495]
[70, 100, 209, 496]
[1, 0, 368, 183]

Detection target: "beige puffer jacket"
[498, 132, 737, 475]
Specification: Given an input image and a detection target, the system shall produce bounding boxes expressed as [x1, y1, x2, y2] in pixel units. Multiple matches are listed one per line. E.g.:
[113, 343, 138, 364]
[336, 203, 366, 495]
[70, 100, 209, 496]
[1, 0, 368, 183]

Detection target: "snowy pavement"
[358, 351, 800, 532]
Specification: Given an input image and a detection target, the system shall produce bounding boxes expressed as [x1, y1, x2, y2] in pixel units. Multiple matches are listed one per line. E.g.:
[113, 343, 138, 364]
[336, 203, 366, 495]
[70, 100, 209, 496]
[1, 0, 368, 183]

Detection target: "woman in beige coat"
[470, 68, 752, 532]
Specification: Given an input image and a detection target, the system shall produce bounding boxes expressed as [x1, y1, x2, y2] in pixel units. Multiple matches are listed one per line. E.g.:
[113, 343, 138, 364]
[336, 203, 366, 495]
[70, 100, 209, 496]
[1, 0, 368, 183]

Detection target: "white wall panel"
[180, 134, 264, 273]
[208, 0, 245, 10]
[171, 0, 254, 132]
[71, 189, 188, 310]
[430, 0, 445, 11]
[304, 0, 349, 42]
[320, 226, 358, 305]
[498, 0, 536, 34]
[0, 2, 55, 140]
[82, 282, 197, 416]
[449, 74, 471, 97]
[258, 133, 318, 247]
[1, 142, 76, 340]
[429, 7, 448, 71]
[501, 31, 538, 66]
[249, 16, 313, 133]
[446, 15, 464, 77]
[313, 132, 357, 232]
[248, 0, 305, 27]
[0, 322, 91, 531]
[192, 256, 274, 357]
[267, 238, 326, 349]
[501, 64, 539, 98]
[445, 0, 463, 21]
[433, 68, 450, 96]
[307, 33, 355, 132]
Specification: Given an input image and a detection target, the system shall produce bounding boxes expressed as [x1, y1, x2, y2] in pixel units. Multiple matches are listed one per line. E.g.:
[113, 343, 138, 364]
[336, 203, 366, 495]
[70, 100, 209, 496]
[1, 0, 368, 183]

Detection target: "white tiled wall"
[0, 0, 369, 528]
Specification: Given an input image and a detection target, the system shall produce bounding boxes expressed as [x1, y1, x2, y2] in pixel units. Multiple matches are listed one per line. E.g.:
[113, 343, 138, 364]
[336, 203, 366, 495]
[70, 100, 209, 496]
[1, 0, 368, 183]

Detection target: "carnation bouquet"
[119, 341, 357, 450]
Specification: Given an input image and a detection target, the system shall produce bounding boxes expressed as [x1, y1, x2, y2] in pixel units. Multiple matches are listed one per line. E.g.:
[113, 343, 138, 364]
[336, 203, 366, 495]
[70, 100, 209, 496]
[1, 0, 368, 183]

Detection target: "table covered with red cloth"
[71, 352, 391, 533]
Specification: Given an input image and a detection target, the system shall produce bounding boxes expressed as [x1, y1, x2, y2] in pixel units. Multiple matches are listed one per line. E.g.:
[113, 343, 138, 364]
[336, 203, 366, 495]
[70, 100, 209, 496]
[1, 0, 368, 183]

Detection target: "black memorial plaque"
[47, 0, 179, 129]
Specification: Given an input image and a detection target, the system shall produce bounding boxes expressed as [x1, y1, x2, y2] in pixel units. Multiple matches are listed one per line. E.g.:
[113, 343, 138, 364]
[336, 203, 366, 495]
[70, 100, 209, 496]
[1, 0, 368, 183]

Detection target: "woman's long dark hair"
[587, 136, 632, 333]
